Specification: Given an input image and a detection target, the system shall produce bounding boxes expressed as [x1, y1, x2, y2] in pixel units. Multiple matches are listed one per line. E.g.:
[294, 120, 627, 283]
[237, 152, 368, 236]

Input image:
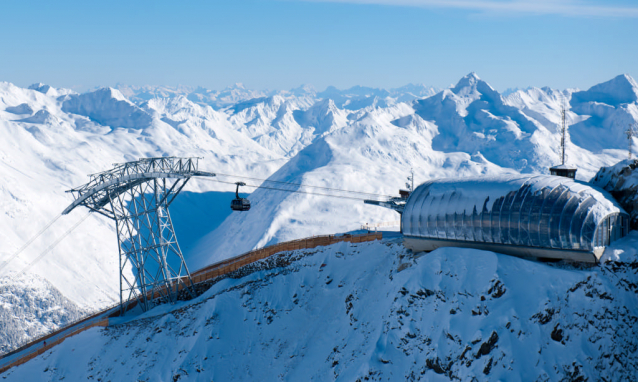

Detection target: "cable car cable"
[17, 211, 92, 276]
[212, 172, 396, 199]
[0, 213, 63, 274]
[205, 178, 384, 202]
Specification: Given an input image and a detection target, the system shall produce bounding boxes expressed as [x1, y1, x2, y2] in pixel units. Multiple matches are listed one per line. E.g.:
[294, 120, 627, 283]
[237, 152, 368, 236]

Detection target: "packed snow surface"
[2, 237, 637, 381]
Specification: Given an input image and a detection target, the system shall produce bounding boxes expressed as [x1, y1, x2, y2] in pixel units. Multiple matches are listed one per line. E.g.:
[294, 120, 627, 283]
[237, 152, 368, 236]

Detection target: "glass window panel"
[519, 190, 537, 246]
[581, 211, 596, 250]
[461, 210, 473, 241]
[472, 205, 482, 242]
[624, 215, 629, 238]
[425, 195, 438, 237]
[609, 216, 617, 244]
[445, 191, 458, 239]
[491, 197, 504, 244]
[539, 187, 563, 248]
[454, 212, 463, 240]
[616, 215, 627, 242]
[406, 185, 424, 236]
[616, 216, 623, 241]
[620, 214, 629, 240]
[549, 188, 571, 248]
[435, 193, 449, 239]
[508, 184, 531, 246]
[570, 197, 595, 249]
[453, 192, 464, 240]
[446, 211, 455, 239]
[481, 197, 492, 243]
[416, 188, 431, 237]
[499, 191, 517, 245]
[529, 189, 549, 247]
[420, 195, 430, 237]
[559, 196, 580, 248]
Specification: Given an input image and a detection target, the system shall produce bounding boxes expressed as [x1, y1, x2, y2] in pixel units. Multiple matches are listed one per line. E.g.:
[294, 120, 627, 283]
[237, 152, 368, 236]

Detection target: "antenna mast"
[560, 102, 566, 165]
[406, 168, 414, 192]
[549, 97, 577, 179]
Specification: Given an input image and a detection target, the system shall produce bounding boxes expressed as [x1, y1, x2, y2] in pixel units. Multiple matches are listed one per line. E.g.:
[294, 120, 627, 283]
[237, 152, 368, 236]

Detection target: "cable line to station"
[2, 170, 392, 277]
[212, 172, 396, 199]
[0, 213, 63, 275]
[203, 178, 385, 202]
[17, 211, 92, 276]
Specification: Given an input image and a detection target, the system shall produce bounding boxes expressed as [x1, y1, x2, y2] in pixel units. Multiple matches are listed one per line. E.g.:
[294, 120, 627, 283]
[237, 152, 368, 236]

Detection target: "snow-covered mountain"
[1, 73, 638, 359]
[2, 237, 637, 381]
[0, 81, 284, 312]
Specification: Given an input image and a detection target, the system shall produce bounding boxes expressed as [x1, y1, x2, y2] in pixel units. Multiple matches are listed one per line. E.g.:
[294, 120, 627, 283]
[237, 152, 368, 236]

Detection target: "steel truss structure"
[63, 157, 215, 312]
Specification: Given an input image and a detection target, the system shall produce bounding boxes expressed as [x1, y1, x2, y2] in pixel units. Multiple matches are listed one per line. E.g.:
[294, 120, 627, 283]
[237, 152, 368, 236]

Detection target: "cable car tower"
[62, 157, 215, 313]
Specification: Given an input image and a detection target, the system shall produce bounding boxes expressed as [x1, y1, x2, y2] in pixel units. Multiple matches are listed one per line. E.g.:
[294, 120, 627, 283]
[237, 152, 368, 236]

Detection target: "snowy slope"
[0, 82, 284, 311]
[415, 73, 628, 176]
[569, 74, 638, 152]
[2, 237, 637, 381]
[1, 73, 638, 354]
[189, 73, 638, 267]
[190, 102, 515, 268]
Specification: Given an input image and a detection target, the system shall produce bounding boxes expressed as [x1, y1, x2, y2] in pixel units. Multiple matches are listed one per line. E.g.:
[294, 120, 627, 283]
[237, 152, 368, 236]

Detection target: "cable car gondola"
[231, 182, 251, 211]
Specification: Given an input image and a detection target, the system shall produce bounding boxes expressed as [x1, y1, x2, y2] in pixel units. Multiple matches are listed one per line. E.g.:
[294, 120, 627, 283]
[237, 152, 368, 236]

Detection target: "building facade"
[401, 175, 629, 262]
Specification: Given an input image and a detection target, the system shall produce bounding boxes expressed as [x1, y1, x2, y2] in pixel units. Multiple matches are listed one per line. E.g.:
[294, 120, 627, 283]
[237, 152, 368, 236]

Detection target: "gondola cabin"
[231, 181, 251, 211]
[231, 198, 251, 211]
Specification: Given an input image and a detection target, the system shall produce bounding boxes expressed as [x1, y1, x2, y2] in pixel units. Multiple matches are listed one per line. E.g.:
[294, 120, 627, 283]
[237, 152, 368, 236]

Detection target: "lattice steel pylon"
[62, 157, 215, 313]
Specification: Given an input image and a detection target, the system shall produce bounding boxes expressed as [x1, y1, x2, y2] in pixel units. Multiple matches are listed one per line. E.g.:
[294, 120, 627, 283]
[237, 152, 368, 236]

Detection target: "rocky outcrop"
[591, 159, 638, 229]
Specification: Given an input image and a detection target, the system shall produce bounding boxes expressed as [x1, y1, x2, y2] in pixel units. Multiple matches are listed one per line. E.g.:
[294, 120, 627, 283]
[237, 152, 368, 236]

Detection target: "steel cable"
[17, 211, 92, 276]
[0, 213, 62, 275]
[212, 172, 396, 198]
[203, 178, 384, 202]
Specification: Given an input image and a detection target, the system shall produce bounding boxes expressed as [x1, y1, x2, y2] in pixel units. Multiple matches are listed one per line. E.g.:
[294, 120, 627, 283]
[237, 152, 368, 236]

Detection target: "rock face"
[590, 159, 638, 229]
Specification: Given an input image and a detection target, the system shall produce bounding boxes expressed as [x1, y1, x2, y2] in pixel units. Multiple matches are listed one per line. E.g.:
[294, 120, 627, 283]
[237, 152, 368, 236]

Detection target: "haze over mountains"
[1, 72, 637, 360]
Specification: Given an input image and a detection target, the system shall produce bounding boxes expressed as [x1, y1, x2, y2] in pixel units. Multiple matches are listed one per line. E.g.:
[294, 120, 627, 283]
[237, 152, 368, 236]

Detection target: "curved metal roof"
[401, 175, 628, 251]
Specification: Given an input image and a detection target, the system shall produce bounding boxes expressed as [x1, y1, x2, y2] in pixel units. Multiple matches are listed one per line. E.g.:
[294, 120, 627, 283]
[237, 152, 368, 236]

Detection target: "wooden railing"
[0, 319, 109, 374]
[0, 232, 383, 374]
[187, 232, 383, 285]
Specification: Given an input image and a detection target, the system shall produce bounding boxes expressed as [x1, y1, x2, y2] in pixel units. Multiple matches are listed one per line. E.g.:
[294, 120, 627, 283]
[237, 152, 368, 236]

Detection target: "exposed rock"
[590, 159, 638, 229]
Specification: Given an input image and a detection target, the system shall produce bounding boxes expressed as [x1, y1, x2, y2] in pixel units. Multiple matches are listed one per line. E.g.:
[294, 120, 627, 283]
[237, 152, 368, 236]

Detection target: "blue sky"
[1, 0, 636, 92]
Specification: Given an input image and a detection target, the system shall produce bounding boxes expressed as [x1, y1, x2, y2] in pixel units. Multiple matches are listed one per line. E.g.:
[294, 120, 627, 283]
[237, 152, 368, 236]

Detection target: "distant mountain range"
[0, 72, 637, 354]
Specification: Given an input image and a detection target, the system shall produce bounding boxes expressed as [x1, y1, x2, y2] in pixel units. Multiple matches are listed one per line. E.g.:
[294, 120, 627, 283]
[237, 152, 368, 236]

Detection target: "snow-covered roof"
[550, 164, 577, 170]
[402, 175, 628, 252]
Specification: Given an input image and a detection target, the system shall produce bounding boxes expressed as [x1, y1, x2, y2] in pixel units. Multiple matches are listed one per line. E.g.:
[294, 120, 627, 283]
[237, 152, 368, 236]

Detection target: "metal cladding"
[401, 175, 629, 256]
